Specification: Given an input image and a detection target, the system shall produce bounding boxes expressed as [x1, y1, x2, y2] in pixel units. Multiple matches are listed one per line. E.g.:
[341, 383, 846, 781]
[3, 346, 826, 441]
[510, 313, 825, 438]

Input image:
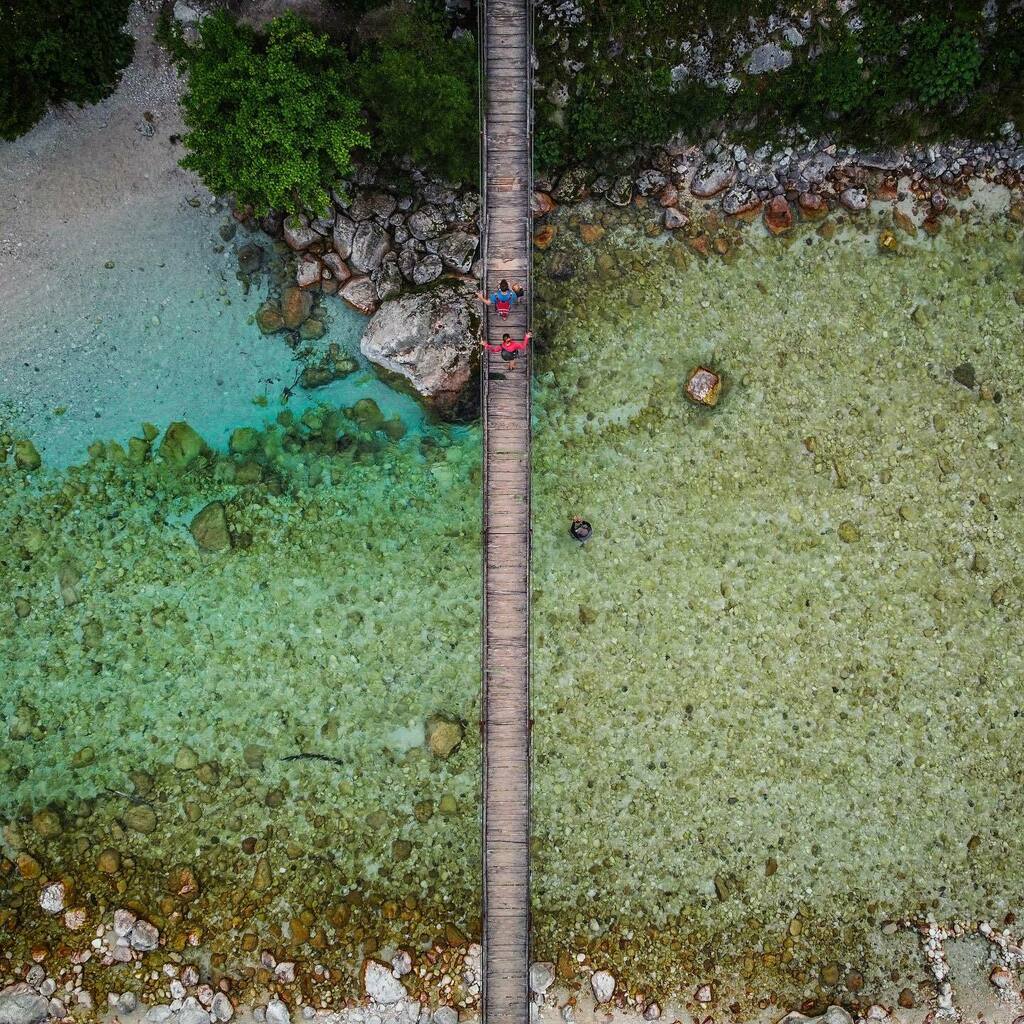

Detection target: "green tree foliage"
[533, 0, 1024, 173]
[355, 13, 477, 184]
[0, 0, 134, 141]
[179, 12, 369, 215]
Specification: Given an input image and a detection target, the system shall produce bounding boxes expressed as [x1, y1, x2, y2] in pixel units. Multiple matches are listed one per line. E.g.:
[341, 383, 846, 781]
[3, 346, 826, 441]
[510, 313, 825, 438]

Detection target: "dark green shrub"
[355, 13, 477, 183]
[0, 0, 134, 141]
[179, 12, 369, 215]
[903, 16, 982, 108]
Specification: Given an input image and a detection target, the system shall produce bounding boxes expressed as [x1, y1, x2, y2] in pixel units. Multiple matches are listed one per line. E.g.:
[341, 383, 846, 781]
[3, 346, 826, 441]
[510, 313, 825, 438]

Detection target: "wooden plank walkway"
[479, 0, 532, 1021]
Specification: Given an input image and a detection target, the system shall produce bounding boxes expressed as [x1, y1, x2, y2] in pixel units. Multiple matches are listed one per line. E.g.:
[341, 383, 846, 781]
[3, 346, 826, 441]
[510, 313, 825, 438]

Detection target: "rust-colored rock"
[893, 210, 918, 236]
[658, 184, 679, 208]
[533, 225, 556, 250]
[281, 286, 313, 329]
[687, 234, 711, 258]
[579, 224, 605, 244]
[764, 196, 793, 235]
[531, 191, 557, 218]
[685, 366, 721, 407]
[797, 192, 828, 219]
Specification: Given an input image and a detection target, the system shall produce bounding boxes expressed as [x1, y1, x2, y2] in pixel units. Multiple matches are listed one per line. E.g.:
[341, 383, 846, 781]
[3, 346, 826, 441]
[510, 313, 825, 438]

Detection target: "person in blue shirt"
[477, 279, 524, 320]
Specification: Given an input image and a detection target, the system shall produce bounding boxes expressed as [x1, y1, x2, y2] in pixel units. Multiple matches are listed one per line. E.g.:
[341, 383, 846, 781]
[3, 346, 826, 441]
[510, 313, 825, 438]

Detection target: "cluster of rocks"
[241, 175, 482, 323]
[529, 123, 1024, 247]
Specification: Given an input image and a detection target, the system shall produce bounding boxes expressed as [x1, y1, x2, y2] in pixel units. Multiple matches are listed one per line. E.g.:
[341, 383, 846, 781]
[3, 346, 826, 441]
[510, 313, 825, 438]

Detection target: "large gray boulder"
[332, 214, 356, 259]
[360, 280, 480, 417]
[349, 221, 390, 274]
[436, 231, 478, 273]
[0, 983, 49, 1024]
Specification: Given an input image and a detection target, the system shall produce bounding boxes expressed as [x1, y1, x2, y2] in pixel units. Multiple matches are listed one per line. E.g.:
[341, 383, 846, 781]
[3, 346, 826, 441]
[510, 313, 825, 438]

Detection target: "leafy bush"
[904, 17, 982, 108]
[179, 12, 369, 215]
[0, 0, 134, 141]
[355, 12, 477, 183]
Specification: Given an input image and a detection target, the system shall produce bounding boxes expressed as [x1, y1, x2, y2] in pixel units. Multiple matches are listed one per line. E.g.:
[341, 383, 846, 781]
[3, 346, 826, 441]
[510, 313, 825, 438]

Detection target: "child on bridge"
[478, 279, 525, 320]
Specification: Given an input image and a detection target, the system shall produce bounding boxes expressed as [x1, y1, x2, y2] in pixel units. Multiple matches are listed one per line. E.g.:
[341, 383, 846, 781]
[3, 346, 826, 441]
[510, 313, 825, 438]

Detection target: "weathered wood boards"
[480, 0, 532, 1021]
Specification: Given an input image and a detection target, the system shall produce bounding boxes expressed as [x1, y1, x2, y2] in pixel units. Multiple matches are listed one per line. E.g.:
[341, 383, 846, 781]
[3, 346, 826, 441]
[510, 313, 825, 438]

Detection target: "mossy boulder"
[159, 422, 208, 470]
[425, 714, 464, 759]
[230, 427, 260, 455]
[14, 439, 41, 471]
[349, 398, 384, 432]
[190, 501, 231, 552]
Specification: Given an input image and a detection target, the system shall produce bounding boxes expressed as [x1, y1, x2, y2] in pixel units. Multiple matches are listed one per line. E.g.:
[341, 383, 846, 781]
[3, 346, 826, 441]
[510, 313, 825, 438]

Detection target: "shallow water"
[2, 181, 1023, 1012]
[529, 204, 1024, 1003]
[0, 198, 482, 999]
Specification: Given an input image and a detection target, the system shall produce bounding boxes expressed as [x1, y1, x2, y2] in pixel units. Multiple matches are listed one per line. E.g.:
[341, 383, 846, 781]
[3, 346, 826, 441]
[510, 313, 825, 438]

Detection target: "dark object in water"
[570, 517, 592, 543]
[953, 362, 976, 389]
[281, 753, 345, 767]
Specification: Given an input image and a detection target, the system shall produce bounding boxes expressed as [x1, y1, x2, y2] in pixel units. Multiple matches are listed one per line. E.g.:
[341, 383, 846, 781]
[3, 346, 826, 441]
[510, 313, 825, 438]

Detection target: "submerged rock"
[256, 302, 285, 335]
[281, 287, 313, 330]
[0, 983, 49, 1024]
[360, 280, 480, 417]
[190, 502, 231, 552]
[425, 714, 464, 759]
[953, 362, 976, 389]
[13, 440, 41, 471]
[159, 422, 207, 470]
[363, 959, 406, 1004]
[299, 344, 358, 390]
[124, 805, 157, 834]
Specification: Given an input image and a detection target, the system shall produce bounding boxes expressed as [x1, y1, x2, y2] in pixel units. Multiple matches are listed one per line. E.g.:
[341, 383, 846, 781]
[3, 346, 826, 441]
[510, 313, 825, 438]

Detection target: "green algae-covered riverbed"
[2, 198, 1022, 1012]
[529, 203, 1024, 1005]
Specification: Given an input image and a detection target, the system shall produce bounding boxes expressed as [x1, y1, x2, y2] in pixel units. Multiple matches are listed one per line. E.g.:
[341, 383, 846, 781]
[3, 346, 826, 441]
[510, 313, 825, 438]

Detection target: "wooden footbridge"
[478, 0, 533, 1021]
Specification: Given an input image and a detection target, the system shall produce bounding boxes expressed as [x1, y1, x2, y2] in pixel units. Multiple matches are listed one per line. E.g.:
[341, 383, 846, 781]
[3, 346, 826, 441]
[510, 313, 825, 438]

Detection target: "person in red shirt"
[481, 330, 531, 371]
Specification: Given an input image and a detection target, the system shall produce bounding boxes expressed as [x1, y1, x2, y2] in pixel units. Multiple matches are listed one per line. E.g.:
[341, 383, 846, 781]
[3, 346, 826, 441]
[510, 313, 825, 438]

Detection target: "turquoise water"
[2, 167, 1023, 1015]
[0, 205, 483, 1000]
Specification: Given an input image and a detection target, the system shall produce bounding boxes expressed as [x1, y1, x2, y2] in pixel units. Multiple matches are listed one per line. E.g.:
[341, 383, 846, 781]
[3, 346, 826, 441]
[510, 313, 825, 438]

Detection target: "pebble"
[211, 993, 234, 1022]
[590, 970, 615, 1004]
[38, 882, 66, 914]
[130, 919, 160, 952]
[266, 999, 291, 1024]
[838, 521, 860, 543]
[529, 962, 555, 995]
[364, 960, 407, 1004]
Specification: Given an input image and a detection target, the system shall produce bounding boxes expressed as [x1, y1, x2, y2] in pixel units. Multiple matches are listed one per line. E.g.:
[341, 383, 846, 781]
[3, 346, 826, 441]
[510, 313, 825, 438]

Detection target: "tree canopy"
[0, 0, 134, 141]
[179, 11, 370, 215]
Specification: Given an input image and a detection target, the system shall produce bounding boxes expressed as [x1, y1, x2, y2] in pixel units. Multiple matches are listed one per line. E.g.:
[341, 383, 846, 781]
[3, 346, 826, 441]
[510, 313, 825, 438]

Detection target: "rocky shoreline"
[240, 123, 1023, 420]
[3, 914, 1024, 1024]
